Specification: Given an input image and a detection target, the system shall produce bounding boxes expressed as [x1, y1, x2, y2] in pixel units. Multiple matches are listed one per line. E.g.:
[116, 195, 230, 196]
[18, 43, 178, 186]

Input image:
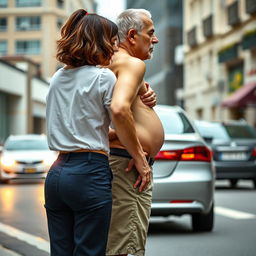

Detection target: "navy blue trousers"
[44, 152, 112, 256]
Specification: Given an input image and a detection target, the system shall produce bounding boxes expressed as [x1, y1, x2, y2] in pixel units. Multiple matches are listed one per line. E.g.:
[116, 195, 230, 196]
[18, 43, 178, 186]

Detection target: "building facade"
[0, 58, 49, 144]
[0, 0, 96, 143]
[0, 0, 95, 79]
[183, 0, 256, 126]
[126, 0, 184, 106]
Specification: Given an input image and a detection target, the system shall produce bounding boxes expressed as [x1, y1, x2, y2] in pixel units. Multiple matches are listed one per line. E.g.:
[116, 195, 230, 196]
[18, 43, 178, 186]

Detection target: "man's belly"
[110, 99, 164, 157]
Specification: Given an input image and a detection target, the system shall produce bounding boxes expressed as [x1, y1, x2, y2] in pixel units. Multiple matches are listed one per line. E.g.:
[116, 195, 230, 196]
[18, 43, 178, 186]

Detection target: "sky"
[95, 0, 126, 21]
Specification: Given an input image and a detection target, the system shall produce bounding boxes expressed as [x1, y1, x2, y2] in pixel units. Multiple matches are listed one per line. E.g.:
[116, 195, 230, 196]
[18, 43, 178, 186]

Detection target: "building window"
[0, 41, 7, 55]
[57, 0, 64, 8]
[228, 63, 244, 94]
[16, 40, 41, 55]
[211, 106, 216, 120]
[0, 0, 7, 8]
[16, 16, 41, 31]
[0, 17, 7, 31]
[196, 108, 203, 120]
[57, 17, 64, 29]
[16, 0, 41, 7]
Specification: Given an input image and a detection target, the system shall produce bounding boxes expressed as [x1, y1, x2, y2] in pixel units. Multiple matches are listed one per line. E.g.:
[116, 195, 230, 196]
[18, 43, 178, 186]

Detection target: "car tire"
[0, 178, 9, 184]
[0, 173, 9, 184]
[253, 180, 256, 189]
[192, 203, 214, 232]
[230, 179, 238, 187]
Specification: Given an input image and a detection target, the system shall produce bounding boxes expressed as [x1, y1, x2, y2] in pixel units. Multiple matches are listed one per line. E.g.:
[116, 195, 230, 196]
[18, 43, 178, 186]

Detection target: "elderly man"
[107, 9, 165, 256]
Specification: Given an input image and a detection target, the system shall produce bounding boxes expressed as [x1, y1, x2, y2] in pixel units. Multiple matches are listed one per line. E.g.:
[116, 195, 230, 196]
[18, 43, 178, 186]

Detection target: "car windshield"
[157, 110, 195, 134]
[195, 122, 229, 140]
[4, 138, 49, 151]
[223, 124, 256, 139]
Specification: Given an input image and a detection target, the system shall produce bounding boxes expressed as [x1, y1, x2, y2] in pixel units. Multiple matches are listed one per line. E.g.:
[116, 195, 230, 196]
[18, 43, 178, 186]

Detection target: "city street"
[0, 180, 256, 256]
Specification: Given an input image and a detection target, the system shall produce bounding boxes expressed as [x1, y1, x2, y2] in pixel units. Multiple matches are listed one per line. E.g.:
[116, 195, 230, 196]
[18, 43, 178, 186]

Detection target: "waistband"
[58, 151, 108, 162]
[110, 148, 155, 166]
[59, 149, 108, 156]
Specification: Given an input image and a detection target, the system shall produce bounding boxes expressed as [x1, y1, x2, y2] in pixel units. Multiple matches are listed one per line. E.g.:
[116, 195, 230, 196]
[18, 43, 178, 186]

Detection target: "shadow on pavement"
[148, 217, 193, 235]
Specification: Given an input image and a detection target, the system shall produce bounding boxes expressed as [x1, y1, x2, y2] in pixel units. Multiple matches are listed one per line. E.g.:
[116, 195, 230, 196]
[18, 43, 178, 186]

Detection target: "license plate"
[221, 152, 247, 161]
[24, 168, 36, 173]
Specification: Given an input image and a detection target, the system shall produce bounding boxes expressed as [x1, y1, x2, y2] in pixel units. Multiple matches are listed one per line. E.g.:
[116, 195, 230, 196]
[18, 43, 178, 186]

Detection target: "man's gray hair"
[116, 9, 152, 42]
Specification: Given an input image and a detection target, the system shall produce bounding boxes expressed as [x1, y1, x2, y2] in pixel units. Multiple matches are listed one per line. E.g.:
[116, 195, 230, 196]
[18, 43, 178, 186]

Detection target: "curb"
[0, 245, 22, 256]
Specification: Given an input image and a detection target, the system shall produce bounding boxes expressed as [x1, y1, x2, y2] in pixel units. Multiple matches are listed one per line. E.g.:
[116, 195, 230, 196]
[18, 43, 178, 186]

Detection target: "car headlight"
[43, 156, 56, 166]
[1, 156, 16, 167]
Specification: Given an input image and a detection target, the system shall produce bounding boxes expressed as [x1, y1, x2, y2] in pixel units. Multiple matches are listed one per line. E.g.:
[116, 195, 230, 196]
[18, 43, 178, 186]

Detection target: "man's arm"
[110, 58, 151, 192]
[108, 127, 117, 141]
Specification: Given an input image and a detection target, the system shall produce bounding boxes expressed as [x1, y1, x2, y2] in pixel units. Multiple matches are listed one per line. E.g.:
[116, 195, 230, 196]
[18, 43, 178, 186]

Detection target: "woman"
[45, 9, 118, 256]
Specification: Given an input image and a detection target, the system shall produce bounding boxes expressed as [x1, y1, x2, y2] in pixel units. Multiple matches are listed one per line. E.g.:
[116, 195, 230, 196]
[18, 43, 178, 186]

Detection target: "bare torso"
[109, 52, 164, 157]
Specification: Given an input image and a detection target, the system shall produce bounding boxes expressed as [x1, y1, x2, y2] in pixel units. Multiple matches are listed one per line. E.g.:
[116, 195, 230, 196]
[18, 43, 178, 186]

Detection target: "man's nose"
[152, 35, 159, 44]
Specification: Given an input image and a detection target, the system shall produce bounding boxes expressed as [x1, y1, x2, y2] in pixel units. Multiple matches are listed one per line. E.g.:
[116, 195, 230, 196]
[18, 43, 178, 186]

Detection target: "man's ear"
[127, 29, 137, 45]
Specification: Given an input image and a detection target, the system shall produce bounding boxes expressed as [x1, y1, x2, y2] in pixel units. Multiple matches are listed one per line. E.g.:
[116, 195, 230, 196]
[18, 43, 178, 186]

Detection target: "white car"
[0, 134, 57, 183]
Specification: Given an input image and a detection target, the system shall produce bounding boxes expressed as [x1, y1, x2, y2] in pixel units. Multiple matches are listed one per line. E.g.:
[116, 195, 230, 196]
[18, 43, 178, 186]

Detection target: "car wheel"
[253, 180, 256, 189]
[230, 179, 238, 187]
[0, 173, 9, 184]
[0, 178, 9, 184]
[192, 203, 214, 232]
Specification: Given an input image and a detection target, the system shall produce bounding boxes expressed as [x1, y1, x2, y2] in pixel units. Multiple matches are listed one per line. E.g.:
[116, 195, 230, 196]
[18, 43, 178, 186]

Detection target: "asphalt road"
[0, 179, 255, 256]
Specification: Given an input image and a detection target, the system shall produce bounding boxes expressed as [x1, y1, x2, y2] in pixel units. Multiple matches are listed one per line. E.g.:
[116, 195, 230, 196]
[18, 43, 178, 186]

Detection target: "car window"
[195, 122, 229, 140]
[4, 138, 49, 150]
[223, 124, 256, 139]
[157, 110, 195, 134]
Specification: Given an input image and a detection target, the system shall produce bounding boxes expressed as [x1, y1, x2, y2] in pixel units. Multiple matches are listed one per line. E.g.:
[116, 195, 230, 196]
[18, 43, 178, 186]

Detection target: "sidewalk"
[0, 245, 22, 256]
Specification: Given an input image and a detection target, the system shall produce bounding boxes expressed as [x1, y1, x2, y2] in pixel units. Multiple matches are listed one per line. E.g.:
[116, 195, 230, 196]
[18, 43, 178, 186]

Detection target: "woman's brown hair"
[56, 9, 118, 67]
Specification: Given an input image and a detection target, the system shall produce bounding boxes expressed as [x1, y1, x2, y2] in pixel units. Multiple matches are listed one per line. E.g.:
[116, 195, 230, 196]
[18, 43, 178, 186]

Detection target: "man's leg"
[106, 155, 152, 256]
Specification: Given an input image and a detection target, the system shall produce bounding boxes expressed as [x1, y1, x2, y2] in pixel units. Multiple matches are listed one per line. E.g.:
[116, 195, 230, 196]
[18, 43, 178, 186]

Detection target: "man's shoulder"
[113, 54, 145, 74]
[116, 53, 144, 66]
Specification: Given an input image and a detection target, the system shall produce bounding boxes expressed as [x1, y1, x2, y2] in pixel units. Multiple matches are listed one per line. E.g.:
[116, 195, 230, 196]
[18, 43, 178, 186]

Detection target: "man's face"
[134, 15, 159, 60]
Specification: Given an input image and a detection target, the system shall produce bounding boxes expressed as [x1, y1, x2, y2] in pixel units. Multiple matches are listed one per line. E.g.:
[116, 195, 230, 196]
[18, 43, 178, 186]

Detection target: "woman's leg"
[73, 201, 112, 256]
[60, 152, 112, 256]
[46, 207, 74, 256]
[45, 157, 75, 256]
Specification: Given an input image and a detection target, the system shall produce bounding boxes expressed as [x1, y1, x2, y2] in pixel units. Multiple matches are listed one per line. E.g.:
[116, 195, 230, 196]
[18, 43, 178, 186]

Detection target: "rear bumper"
[0, 169, 47, 180]
[151, 161, 215, 216]
[215, 161, 256, 179]
[151, 201, 206, 216]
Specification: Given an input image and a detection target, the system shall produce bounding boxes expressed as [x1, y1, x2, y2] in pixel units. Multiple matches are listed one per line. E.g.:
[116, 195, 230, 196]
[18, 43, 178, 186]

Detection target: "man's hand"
[140, 82, 157, 108]
[133, 158, 151, 192]
[125, 153, 151, 192]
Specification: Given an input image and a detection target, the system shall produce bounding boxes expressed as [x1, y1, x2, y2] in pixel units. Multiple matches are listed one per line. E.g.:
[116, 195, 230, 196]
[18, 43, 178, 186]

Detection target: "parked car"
[0, 134, 57, 183]
[194, 120, 256, 188]
[152, 105, 215, 232]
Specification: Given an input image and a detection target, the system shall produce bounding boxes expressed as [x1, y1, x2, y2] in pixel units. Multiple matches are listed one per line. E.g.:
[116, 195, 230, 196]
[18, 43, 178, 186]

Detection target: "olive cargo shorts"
[106, 155, 153, 256]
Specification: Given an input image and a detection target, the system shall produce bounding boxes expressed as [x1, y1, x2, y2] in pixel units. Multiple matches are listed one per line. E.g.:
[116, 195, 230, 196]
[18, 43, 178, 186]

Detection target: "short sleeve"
[99, 68, 116, 115]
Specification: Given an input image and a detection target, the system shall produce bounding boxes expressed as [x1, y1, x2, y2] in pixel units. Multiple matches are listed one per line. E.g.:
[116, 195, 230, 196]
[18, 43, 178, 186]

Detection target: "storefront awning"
[222, 81, 256, 107]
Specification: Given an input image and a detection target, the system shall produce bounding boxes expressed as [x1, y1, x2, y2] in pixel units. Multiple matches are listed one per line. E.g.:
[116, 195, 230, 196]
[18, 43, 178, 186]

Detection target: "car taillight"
[155, 146, 212, 162]
[252, 148, 256, 157]
[170, 200, 194, 203]
[154, 150, 180, 160]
